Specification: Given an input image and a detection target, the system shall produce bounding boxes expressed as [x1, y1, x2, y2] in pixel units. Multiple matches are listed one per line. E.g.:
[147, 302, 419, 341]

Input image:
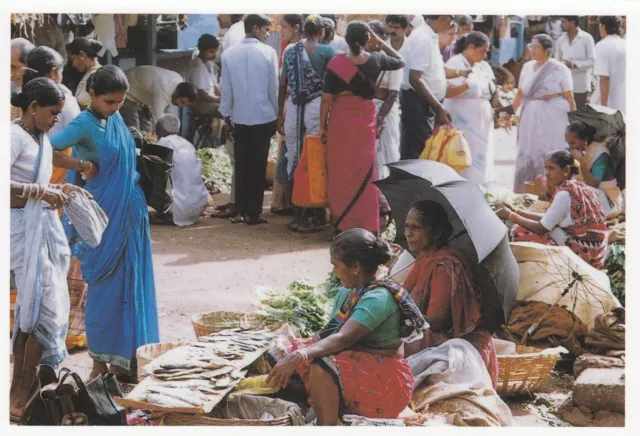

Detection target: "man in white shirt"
[554, 16, 596, 110]
[592, 16, 626, 114]
[156, 114, 210, 227]
[220, 14, 278, 225]
[120, 66, 198, 133]
[399, 15, 453, 159]
[321, 16, 349, 54]
[186, 34, 221, 115]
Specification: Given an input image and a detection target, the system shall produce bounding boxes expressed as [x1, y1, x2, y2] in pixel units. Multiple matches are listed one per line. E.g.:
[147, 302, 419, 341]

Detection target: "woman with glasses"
[443, 31, 497, 187]
[511, 34, 576, 193]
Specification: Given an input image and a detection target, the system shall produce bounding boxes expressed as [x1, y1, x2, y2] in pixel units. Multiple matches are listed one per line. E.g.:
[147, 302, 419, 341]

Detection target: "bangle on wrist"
[295, 349, 308, 362]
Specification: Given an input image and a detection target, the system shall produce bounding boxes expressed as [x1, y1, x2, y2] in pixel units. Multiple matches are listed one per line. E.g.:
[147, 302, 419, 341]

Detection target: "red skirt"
[327, 95, 379, 233]
[272, 337, 413, 419]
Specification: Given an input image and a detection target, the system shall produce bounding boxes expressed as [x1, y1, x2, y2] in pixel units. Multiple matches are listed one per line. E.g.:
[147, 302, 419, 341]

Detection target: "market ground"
[32, 129, 563, 425]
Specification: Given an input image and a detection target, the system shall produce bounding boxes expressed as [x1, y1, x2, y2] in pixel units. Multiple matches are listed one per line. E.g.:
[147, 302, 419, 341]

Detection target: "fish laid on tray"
[196, 328, 277, 360]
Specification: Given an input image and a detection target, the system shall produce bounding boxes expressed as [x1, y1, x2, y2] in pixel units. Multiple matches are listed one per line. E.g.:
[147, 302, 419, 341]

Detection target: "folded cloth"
[63, 191, 109, 248]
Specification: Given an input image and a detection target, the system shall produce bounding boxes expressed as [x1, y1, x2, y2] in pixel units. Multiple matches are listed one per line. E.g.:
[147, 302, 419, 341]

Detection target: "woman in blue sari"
[50, 65, 159, 381]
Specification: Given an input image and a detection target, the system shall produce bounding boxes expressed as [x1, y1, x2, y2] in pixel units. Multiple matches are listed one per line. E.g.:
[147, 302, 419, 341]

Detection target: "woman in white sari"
[443, 31, 496, 187]
[9, 78, 87, 421]
[156, 114, 210, 227]
[512, 34, 576, 193]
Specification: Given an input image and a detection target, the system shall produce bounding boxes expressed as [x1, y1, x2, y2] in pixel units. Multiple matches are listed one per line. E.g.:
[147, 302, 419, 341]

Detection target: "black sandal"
[246, 215, 268, 226]
[229, 214, 245, 224]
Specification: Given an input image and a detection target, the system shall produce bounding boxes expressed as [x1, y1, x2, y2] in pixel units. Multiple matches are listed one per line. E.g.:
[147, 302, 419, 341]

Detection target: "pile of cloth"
[585, 307, 625, 354]
[506, 301, 588, 355]
[406, 339, 513, 427]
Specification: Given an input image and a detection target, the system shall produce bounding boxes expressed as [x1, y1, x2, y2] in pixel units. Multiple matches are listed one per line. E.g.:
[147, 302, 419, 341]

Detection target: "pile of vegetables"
[322, 273, 342, 299]
[254, 279, 331, 337]
[605, 242, 625, 306]
[197, 139, 280, 193]
[197, 148, 233, 193]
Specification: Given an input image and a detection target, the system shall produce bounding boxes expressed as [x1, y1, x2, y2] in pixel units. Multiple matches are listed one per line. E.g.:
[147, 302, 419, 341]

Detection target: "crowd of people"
[9, 13, 626, 424]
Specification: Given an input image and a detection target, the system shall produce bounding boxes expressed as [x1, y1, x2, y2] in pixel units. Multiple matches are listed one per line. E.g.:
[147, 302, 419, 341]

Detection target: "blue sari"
[51, 110, 159, 374]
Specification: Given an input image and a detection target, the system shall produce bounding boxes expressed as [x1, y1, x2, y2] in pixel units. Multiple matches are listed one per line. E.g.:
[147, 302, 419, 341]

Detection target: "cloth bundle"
[63, 191, 109, 248]
[585, 307, 625, 353]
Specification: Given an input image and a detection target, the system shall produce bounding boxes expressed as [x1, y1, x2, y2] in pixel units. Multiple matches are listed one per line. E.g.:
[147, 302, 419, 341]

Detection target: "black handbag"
[130, 127, 174, 214]
[20, 366, 126, 426]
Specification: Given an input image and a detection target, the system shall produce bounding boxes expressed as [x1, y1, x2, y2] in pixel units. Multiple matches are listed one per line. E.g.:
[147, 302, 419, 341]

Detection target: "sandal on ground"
[287, 220, 300, 232]
[245, 216, 268, 226]
[229, 214, 245, 224]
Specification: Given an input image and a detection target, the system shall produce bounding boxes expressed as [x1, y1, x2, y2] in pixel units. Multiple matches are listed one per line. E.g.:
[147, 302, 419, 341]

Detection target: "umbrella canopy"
[568, 103, 625, 189]
[511, 242, 620, 328]
[376, 160, 518, 331]
[373, 160, 507, 264]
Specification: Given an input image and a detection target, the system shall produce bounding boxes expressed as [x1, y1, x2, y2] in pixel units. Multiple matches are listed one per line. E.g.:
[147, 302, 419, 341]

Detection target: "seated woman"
[402, 200, 498, 388]
[156, 114, 210, 227]
[267, 228, 426, 425]
[565, 121, 622, 217]
[497, 150, 608, 269]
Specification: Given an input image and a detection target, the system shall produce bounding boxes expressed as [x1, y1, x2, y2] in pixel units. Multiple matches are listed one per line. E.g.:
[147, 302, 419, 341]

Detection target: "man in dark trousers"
[220, 14, 278, 225]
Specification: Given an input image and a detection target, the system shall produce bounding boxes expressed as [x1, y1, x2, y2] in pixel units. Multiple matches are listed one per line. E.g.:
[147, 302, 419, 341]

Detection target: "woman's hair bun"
[10, 91, 26, 109]
[373, 237, 393, 265]
[90, 39, 104, 53]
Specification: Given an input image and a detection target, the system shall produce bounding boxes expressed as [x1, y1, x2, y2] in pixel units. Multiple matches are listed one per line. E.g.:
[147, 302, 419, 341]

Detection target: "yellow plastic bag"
[419, 125, 472, 173]
[232, 375, 280, 395]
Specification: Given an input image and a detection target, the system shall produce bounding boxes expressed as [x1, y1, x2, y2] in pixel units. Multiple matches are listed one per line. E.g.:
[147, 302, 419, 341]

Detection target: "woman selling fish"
[267, 228, 427, 425]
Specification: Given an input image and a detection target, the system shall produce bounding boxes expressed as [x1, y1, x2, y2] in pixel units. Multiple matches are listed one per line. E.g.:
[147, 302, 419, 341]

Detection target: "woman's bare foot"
[10, 403, 23, 420]
[89, 359, 108, 380]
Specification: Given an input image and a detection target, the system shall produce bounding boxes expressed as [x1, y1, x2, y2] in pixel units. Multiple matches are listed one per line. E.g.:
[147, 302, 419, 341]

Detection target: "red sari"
[511, 179, 608, 269]
[326, 56, 379, 233]
[403, 246, 498, 388]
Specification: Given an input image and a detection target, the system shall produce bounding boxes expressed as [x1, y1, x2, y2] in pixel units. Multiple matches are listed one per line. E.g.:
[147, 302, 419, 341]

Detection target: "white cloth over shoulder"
[514, 59, 573, 193]
[158, 135, 209, 227]
[443, 56, 496, 186]
[374, 70, 402, 180]
[75, 64, 101, 108]
[10, 122, 70, 366]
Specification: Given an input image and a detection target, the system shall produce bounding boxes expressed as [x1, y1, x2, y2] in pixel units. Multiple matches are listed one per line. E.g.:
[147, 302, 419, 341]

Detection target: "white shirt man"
[220, 38, 278, 126]
[329, 35, 349, 54]
[186, 56, 218, 98]
[401, 22, 447, 102]
[126, 66, 185, 121]
[554, 28, 596, 108]
[592, 34, 626, 114]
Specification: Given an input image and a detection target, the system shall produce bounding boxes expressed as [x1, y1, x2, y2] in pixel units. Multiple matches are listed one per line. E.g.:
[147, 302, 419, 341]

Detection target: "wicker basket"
[191, 311, 279, 338]
[136, 342, 185, 382]
[162, 413, 291, 426]
[496, 345, 561, 396]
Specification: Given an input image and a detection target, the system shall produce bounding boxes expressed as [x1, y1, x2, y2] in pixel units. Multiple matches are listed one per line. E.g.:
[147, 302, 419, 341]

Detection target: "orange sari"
[403, 246, 498, 387]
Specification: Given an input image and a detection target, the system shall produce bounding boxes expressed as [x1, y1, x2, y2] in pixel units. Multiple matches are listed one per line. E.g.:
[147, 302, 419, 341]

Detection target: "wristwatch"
[79, 159, 86, 172]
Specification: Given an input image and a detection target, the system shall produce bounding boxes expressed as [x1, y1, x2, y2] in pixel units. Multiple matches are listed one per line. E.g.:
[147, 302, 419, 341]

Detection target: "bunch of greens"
[254, 279, 331, 337]
[605, 242, 625, 306]
[322, 273, 343, 299]
[197, 148, 232, 193]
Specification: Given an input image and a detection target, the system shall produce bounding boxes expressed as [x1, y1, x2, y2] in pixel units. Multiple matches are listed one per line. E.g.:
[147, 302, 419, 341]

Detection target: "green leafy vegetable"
[605, 242, 625, 306]
[197, 148, 233, 193]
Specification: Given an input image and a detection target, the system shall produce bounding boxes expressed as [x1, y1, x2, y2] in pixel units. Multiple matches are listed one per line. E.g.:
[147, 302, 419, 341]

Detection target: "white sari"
[159, 135, 210, 227]
[443, 56, 496, 186]
[10, 123, 70, 366]
[514, 59, 573, 193]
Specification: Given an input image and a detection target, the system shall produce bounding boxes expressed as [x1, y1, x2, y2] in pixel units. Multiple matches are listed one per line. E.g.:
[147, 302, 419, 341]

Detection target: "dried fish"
[147, 387, 207, 407]
[146, 393, 195, 408]
[207, 366, 234, 378]
[214, 376, 231, 389]
[154, 368, 204, 378]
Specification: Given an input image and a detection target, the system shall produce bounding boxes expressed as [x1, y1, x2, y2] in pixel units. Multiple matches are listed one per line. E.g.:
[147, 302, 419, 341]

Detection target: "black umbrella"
[374, 160, 506, 264]
[568, 103, 625, 189]
[374, 160, 519, 330]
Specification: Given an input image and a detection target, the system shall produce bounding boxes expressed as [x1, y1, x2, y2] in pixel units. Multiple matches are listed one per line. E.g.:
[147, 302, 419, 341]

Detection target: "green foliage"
[197, 148, 232, 193]
[605, 242, 625, 306]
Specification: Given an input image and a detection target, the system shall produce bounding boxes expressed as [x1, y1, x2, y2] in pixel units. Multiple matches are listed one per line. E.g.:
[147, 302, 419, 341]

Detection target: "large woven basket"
[496, 345, 561, 396]
[136, 342, 185, 382]
[191, 311, 280, 338]
[162, 413, 291, 426]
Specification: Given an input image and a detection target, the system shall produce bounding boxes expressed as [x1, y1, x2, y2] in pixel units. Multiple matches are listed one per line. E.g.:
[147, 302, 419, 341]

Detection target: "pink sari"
[326, 55, 379, 233]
